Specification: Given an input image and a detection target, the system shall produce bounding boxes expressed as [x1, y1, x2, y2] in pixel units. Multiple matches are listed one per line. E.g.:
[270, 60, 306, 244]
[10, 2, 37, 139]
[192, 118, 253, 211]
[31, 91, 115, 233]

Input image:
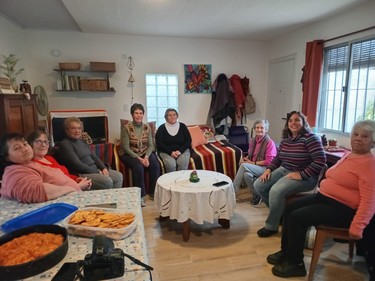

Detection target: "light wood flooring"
[141, 188, 369, 281]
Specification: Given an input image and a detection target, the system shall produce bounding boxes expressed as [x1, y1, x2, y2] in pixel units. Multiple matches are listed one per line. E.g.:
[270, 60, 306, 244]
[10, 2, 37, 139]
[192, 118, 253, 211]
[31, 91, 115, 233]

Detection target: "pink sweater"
[1, 162, 81, 203]
[319, 153, 375, 237]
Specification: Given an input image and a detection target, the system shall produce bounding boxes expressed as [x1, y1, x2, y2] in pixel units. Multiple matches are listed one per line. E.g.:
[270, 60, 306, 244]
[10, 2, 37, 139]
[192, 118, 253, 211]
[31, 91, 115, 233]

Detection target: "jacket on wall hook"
[242, 76, 256, 115]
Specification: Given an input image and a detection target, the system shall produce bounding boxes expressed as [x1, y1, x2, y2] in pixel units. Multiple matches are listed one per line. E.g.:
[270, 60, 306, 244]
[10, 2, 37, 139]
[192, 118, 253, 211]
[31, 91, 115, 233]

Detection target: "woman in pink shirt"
[0, 133, 84, 203]
[233, 119, 277, 206]
[266, 120, 375, 278]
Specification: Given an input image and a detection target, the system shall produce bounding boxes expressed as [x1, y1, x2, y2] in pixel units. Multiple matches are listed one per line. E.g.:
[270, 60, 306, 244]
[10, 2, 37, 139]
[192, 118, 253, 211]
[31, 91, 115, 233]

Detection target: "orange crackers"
[68, 209, 135, 229]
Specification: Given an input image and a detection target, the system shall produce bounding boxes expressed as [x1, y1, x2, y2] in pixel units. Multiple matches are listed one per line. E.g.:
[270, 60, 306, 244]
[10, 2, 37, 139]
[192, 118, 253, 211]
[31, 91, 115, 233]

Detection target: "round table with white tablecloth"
[154, 170, 236, 241]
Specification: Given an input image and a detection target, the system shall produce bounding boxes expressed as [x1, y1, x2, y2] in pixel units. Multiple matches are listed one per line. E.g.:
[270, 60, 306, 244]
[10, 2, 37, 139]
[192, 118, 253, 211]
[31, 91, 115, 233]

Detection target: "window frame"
[145, 73, 179, 127]
[318, 35, 375, 135]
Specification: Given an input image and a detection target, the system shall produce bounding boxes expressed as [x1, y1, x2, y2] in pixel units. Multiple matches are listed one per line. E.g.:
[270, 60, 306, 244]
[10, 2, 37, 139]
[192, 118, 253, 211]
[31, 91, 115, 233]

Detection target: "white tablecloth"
[155, 170, 236, 224]
[0, 188, 150, 281]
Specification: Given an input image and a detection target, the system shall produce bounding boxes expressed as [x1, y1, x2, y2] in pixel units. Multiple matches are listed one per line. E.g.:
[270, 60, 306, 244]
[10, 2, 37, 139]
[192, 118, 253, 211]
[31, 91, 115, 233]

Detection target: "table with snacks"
[0, 187, 151, 281]
[155, 170, 236, 241]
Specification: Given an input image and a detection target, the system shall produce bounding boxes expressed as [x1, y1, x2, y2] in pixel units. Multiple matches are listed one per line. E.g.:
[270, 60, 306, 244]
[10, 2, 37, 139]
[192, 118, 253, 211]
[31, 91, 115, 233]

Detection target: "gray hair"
[351, 120, 375, 144]
[63, 117, 84, 131]
[164, 108, 178, 119]
[253, 119, 270, 132]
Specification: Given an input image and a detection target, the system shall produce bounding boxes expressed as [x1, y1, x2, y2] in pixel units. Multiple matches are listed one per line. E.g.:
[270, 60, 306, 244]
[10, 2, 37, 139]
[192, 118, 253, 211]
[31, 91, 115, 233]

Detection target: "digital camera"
[83, 235, 125, 280]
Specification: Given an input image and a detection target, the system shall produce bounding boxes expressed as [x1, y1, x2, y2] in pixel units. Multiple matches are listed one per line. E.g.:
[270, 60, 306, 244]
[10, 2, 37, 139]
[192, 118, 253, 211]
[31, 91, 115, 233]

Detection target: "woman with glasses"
[58, 117, 123, 190]
[27, 130, 92, 190]
[0, 133, 83, 203]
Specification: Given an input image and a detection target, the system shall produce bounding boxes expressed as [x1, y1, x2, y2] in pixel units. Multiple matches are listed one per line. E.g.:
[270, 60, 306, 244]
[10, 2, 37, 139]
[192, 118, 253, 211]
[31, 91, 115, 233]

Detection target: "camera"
[82, 235, 125, 280]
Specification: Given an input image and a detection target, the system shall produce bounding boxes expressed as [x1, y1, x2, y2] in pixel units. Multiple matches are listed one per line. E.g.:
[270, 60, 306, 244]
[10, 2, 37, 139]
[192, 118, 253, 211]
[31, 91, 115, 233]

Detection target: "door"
[266, 55, 296, 143]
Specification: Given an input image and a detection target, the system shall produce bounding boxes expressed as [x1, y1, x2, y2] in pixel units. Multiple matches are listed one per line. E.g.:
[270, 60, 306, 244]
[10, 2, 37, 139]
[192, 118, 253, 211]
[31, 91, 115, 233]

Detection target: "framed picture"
[184, 64, 212, 94]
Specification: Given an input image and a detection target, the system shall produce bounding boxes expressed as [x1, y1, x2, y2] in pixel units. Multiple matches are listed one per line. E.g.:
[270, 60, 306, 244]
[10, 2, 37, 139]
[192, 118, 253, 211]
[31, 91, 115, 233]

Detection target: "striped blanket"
[116, 141, 242, 191]
[189, 141, 242, 180]
[89, 142, 113, 168]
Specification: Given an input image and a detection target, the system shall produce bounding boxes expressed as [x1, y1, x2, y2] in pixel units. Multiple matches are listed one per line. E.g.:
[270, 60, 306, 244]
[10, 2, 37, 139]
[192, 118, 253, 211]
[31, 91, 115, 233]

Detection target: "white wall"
[267, 0, 375, 148]
[1, 20, 268, 141]
[1, 1, 374, 145]
[0, 16, 25, 60]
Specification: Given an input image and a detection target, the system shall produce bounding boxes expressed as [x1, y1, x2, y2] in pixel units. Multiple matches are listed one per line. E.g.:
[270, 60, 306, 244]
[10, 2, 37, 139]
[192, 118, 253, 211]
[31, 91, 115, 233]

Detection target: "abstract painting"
[184, 64, 212, 94]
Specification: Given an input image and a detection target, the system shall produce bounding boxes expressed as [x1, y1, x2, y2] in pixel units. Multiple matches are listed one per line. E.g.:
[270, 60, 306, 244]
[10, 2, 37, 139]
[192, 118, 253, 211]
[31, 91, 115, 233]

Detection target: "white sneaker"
[141, 197, 146, 207]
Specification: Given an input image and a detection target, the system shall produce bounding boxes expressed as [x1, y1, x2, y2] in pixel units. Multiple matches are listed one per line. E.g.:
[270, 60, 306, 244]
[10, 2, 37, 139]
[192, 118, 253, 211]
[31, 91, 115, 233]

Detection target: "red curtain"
[301, 40, 324, 127]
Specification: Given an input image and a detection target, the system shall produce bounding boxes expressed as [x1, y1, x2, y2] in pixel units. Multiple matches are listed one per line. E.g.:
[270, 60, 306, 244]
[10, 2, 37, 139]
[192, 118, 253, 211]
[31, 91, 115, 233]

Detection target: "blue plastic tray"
[1, 203, 78, 233]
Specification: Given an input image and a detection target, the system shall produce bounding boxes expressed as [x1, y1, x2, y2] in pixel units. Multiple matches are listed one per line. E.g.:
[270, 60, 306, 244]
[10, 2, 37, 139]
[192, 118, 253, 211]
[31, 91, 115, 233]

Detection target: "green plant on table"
[1, 54, 24, 91]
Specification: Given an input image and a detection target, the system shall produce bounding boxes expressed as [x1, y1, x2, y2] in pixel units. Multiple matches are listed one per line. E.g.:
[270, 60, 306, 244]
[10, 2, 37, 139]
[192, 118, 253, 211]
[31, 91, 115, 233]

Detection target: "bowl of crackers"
[0, 224, 68, 281]
[63, 208, 137, 240]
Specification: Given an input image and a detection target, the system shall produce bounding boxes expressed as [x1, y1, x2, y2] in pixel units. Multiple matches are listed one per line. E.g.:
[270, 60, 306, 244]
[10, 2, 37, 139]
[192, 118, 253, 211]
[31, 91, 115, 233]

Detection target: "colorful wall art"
[184, 64, 212, 94]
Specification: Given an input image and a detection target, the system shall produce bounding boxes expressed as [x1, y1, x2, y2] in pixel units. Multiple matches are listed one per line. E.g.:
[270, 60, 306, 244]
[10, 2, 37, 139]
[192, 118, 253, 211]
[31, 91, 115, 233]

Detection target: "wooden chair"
[308, 225, 355, 281]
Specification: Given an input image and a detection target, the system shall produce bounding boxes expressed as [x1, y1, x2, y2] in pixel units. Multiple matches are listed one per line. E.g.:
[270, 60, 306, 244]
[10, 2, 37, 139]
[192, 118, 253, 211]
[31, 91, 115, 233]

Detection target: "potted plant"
[328, 138, 337, 147]
[1, 54, 24, 92]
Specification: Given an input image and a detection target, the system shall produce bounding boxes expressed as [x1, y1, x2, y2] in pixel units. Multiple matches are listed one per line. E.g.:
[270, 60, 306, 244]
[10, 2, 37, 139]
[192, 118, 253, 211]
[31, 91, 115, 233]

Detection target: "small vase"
[189, 170, 200, 182]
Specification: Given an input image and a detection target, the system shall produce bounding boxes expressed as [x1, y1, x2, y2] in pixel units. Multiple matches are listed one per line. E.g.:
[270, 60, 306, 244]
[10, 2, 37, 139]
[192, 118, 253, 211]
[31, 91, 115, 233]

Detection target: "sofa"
[114, 121, 243, 193]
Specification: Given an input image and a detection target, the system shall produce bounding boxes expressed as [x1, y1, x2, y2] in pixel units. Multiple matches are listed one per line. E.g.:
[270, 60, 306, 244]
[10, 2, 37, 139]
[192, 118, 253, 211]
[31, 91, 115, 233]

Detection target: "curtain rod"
[324, 26, 375, 43]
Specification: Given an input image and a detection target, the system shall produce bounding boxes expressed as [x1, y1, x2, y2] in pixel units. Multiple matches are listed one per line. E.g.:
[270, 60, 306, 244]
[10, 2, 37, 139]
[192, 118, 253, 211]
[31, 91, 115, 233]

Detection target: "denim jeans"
[253, 166, 318, 230]
[233, 163, 265, 193]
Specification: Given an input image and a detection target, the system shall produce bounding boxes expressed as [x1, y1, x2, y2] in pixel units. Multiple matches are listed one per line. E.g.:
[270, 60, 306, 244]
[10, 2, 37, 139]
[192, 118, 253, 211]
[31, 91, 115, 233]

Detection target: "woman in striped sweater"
[254, 111, 326, 237]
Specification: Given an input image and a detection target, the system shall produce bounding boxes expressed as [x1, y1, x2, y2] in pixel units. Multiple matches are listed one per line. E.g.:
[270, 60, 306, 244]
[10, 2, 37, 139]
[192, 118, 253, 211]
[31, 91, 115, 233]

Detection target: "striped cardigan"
[267, 133, 326, 179]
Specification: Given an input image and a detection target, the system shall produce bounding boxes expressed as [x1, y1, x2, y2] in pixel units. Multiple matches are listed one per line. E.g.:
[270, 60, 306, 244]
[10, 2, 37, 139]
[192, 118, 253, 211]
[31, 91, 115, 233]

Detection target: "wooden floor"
[142, 188, 368, 281]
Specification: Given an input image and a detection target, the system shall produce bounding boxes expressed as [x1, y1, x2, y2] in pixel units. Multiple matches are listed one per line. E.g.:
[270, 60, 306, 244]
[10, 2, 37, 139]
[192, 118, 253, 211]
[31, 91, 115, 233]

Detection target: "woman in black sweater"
[155, 108, 191, 173]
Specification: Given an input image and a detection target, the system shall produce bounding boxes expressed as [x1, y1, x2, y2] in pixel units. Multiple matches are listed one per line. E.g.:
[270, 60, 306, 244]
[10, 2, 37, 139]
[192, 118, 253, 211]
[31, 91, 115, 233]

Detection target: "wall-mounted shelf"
[55, 90, 116, 93]
[53, 69, 116, 93]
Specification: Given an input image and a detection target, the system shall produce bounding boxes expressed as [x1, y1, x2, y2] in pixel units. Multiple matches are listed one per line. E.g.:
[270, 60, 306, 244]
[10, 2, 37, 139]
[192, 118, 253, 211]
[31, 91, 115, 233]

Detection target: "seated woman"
[119, 103, 161, 206]
[266, 120, 375, 278]
[155, 108, 191, 173]
[27, 130, 92, 190]
[254, 111, 326, 237]
[233, 119, 277, 206]
[0, 133, 82, 203]
[58, 117, 123, 190]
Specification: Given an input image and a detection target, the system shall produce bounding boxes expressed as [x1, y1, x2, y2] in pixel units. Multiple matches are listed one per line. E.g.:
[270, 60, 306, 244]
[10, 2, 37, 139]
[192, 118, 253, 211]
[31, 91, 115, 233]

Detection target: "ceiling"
[0, 0, 370, 41]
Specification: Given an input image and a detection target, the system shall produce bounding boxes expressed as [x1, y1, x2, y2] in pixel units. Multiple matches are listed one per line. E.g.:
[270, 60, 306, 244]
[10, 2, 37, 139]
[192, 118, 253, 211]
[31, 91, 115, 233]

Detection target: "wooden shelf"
[55, 90, 116, 93]
[53, 69, 115, 73]
[53, 67, 115, 93]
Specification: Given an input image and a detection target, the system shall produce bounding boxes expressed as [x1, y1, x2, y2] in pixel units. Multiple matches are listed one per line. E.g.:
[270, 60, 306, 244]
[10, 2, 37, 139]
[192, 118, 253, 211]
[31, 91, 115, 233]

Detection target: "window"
[318, 37, 375, 133]
[146, 74, 178, 127]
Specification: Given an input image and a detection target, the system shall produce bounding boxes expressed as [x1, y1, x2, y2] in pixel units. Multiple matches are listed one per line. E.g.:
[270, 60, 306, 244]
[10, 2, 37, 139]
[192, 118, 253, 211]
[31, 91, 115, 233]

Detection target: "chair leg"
[348, 240, 355, 259]
[308, 230, 327, 281]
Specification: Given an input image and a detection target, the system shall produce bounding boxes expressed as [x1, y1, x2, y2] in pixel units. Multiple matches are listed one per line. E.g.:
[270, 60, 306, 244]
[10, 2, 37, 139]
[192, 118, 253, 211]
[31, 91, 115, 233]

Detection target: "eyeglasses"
[34, 139, 50, 146]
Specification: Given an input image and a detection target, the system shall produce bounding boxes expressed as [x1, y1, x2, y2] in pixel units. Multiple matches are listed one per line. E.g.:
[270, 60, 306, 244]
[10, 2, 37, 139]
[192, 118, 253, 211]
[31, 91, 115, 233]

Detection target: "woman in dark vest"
[233, 119, 277, 206]
[119, 103, 160, 207]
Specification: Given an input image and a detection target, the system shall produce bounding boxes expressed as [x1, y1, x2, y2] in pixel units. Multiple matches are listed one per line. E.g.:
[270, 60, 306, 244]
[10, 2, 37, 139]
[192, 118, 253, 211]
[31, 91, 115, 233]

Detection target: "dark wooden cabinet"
[0, 94, 38, 137]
